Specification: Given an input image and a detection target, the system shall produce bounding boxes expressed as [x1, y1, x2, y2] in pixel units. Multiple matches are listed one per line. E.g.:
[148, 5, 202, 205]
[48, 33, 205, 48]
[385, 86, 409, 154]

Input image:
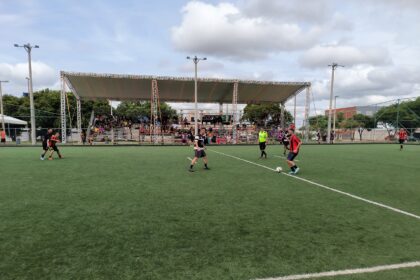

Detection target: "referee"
[258, 127, 268, 158]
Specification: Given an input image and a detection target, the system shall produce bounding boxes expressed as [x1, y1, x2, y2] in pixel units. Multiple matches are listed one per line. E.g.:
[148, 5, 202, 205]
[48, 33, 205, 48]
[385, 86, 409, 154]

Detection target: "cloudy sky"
[1, 0, 419, 124]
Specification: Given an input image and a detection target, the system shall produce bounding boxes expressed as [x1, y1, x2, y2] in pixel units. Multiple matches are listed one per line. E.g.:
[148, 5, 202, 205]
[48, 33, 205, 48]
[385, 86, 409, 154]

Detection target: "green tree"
[116, 101, 177, 126]
[375, 98, 420, 129]
[308, 115, 328, 132]
[352, 114, 375, 141]
[241, 103, 293, 126]
[340, 118, 359, 141]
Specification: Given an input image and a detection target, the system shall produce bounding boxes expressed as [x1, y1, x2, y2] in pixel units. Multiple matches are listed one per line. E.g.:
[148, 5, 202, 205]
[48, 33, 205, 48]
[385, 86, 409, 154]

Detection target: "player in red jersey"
[48, 132, 63, 160]
[286, 125, 301, 175]
[398, 128, 407, 151]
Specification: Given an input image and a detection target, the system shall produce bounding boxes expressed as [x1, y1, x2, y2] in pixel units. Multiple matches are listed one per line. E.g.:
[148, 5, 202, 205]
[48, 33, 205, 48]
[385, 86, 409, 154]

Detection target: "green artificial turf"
[0, 144, 419, 280]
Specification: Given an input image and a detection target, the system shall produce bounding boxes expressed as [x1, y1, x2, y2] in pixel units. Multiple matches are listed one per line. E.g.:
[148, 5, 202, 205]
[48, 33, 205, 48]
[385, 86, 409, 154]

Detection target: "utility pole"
[327, 63, 344, 143]
[15, 43, 39, 145]
[186, 56, 206, 135]
[333, 95, 339, 133]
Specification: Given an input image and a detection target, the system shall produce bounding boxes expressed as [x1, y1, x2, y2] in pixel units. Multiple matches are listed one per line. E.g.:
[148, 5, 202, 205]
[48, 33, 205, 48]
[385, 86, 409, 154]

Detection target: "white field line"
[273, 155, 300, 162]
[255, 261, 420, 280]
[208, 149, 420, 221]
[187, 157, 193, 161]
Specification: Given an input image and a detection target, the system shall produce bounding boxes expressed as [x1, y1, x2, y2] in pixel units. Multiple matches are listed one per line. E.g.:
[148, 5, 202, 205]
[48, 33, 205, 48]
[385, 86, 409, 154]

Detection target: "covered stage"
[60, 71, 311, 143]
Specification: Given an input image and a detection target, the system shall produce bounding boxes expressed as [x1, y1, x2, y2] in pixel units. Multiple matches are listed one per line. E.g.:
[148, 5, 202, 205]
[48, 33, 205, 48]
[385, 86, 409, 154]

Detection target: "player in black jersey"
[189, 128, 209, 172]
[282, 129, 290, 156]
[40, 128, 53, 160]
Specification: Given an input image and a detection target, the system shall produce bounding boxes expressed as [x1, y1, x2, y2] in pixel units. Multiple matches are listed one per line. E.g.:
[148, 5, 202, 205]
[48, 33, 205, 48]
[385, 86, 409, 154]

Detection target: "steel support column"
[151, 79, 160, 144]
[232, 82, 238, 144]
[304, 86, 311, 143]
[60, 76, 67, 143]
[76, 97, 82, 144]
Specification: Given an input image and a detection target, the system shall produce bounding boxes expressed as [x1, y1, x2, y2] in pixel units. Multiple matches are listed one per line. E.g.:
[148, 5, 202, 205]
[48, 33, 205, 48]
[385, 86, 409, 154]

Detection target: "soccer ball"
[276, 167, 283, 173]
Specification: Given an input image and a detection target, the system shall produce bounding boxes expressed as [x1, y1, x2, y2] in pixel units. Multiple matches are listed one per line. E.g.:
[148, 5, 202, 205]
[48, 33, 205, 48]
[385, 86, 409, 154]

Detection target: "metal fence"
[1, 126, 419, 145]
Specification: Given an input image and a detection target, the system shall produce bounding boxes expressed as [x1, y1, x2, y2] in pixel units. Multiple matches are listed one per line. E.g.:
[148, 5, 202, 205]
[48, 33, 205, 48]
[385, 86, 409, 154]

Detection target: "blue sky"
[1, 0, 420, 124]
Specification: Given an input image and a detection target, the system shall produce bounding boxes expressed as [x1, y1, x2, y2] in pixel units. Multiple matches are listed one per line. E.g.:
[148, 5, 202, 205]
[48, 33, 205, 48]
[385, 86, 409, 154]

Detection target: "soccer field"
[0, 144, 419, 280]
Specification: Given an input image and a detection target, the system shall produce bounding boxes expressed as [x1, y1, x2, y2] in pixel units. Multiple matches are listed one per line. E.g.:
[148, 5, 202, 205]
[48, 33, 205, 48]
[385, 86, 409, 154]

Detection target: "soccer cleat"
[189, 169, 194, 172]
[288, 171, 295, 175]
[48, 157, 53, 160]
[204, 167, 210, 170]
[294, 167, 300, 174]
[40, 156, 44, 160]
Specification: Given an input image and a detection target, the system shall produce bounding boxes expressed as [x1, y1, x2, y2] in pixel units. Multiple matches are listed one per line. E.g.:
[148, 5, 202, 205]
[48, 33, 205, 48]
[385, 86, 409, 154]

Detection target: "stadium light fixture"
[186, 55, 207, 136]
[327, 63, 344, 143]
[14, 43, 39, 145]
[0, 80, 9, 132]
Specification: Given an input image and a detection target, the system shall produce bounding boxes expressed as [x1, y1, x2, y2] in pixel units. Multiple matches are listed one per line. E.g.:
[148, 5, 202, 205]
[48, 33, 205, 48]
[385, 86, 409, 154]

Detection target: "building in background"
[325, 105, 381, 120]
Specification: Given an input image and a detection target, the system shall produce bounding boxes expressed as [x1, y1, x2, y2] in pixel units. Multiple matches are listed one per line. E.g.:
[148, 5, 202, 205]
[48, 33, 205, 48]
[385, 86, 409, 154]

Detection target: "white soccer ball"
[276, 167, 283, 173]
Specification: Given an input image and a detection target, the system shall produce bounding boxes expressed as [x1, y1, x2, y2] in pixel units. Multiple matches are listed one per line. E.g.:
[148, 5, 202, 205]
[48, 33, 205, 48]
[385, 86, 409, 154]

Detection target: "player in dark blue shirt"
[40, 128, 53, 160]
[189, 128, 209, 172]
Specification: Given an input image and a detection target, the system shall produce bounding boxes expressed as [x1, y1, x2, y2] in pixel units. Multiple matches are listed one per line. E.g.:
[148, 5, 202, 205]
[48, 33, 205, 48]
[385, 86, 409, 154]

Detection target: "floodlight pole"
[333, 95, 339, 133]
[327, 63, 344, 143]
[0, 80, 9, 132]
[15, 43, 39, 145]
[187, 56, 206, 135]
[25, 77, 30, 94]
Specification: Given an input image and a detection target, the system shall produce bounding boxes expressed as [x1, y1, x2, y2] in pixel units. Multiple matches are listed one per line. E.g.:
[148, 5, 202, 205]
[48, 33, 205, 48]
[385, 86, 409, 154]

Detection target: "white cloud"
[299, 44, 392, 69]
[171, 1, 323, 60]
[364, 0, 420, 9]
[0, 61, 58, 94]
[241, 0, 331, 24]
[306, 65, 420, 109]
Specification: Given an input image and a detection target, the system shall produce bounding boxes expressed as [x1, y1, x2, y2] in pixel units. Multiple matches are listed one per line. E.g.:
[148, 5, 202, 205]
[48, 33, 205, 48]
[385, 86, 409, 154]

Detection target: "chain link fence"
[1, 126, 419, 145]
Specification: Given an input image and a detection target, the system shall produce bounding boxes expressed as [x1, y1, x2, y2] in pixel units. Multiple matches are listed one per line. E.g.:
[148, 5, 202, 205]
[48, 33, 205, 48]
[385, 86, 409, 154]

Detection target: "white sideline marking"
[209, 149, 420, 221]
[255, 261, 420, 280]
[273, 155, 300, 162]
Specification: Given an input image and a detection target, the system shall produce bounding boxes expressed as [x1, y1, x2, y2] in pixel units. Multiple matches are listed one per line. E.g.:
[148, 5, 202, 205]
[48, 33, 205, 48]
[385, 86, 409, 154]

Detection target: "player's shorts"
[195, 149, 206, 158]
[50, 145, 59, 152]
[42, 142, 48, 150]
[282, 140, 289, 146]
[1, 138, 5, 143]
[287, 152, 298, 161]
[399, 139, 405, 144]
[259, 142, 266, 150]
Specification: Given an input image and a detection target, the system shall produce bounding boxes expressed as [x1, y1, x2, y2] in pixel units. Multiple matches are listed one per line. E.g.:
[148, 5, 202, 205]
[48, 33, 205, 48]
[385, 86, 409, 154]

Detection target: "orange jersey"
[49, 135, 59, 147]
[290, 134, 301, 153]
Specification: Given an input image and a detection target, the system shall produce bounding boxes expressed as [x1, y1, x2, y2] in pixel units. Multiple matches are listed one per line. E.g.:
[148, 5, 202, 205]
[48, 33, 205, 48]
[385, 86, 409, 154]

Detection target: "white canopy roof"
[0, 114, 28, 125]
[62, 71, 310, 104]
